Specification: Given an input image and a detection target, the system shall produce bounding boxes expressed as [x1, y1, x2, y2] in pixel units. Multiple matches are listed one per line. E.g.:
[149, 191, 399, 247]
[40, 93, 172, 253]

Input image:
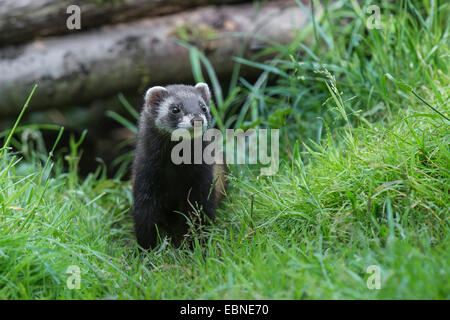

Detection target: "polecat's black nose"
[191, 116, 204, 127]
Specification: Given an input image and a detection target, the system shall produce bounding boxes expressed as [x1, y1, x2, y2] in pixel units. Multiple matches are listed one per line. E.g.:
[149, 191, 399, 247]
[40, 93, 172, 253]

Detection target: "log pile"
[0, 0, 309, 116]
[0, 0, 246, 46]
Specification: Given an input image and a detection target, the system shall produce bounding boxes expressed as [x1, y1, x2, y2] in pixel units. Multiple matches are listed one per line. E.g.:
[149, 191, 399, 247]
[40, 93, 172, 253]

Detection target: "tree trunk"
[0, 1, 308, 116]
[0, 0, 246, 46]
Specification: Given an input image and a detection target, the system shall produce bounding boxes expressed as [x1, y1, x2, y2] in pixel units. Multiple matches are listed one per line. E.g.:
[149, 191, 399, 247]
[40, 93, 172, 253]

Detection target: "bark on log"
[0, 1, 308, 116]
[0, 0, 246, 46]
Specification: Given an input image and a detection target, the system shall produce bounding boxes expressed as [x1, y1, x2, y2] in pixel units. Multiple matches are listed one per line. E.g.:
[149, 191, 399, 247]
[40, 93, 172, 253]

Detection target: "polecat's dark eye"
[201, 105, 207, 113]
[172, 106, 180, 114]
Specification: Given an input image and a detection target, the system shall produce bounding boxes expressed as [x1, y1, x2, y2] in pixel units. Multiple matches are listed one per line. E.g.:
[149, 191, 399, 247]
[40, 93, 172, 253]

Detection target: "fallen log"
[0, 0, 246, 46]
[0, 1, 308, 116]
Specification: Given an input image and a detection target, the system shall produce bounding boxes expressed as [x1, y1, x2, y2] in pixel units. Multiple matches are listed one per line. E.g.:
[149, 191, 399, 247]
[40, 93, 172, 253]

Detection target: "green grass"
[0, 0, 449, 299]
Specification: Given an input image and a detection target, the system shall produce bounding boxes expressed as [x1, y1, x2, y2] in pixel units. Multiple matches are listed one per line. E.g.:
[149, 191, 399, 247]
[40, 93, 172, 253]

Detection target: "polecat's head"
[143, 83, 212, 133]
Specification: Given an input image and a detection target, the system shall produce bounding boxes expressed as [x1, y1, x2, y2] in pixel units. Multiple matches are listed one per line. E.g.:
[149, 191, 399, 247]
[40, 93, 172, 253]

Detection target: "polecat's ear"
[195, 82, 211, 105]
[145, 86, 168, 108]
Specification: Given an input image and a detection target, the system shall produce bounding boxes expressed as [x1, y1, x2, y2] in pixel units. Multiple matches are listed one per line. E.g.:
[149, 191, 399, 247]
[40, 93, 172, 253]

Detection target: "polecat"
[132, 83, 226, 249]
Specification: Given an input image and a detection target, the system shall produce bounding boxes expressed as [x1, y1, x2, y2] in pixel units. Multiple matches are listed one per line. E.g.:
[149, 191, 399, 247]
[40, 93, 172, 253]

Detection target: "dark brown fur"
[131, 83, 226, 249]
